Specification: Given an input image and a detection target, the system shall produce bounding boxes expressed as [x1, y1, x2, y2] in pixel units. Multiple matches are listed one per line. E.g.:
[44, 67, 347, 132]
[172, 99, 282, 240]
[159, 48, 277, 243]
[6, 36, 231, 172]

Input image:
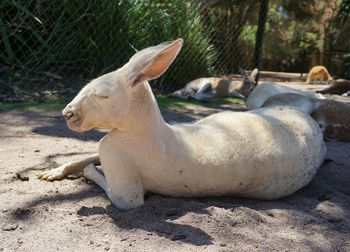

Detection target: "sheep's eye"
[96, 94, 109, 99]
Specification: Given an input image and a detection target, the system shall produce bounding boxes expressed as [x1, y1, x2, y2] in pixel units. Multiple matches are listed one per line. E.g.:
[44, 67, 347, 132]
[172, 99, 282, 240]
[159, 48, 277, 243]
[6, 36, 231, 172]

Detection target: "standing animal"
[257, 92, 350, 141]
[170, 68, 259, 101]
[246, 82, 324, 110]
[316, 79, 350, 95]
[306, 66, 332, 84]
[38, 39, 326, 210]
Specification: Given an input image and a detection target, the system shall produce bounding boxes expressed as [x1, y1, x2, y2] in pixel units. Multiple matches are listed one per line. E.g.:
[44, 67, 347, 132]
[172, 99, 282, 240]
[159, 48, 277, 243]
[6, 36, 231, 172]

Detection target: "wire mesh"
[0, 0, 349, 103]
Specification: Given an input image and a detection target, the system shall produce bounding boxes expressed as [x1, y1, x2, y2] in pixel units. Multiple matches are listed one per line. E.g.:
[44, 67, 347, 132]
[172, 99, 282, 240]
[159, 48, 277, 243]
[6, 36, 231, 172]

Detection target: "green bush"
[343, 53, 350, 79]
[0, 0, 216, 96]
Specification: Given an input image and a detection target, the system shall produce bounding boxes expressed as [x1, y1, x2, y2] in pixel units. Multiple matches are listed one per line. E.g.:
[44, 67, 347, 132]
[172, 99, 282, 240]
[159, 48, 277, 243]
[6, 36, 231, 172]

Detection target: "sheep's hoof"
[37, 167, 65, 181]
[83, 164, 97, 180]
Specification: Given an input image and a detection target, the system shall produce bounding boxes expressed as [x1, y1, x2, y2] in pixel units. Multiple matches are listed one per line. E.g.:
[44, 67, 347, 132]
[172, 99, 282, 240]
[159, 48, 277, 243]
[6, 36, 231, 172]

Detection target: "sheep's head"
[170, 88, 192, 99]
[63, 38, 183, 132]
[239, 67, 259, 97]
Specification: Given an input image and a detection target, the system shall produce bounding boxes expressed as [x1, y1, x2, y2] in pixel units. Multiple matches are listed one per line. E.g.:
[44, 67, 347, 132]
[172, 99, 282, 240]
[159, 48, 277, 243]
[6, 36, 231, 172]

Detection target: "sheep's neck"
[113, 82, 169, 135]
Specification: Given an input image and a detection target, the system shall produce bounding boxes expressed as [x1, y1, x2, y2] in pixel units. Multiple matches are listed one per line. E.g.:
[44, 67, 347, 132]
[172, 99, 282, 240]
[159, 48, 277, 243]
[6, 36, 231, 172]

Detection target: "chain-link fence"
[259, 0, 350, 79]
[0, 0, 349, 103]
[0, 0, 267, 102]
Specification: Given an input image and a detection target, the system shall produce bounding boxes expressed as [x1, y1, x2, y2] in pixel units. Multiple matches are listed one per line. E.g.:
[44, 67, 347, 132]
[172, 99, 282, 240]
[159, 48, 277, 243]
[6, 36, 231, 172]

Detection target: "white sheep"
[246, 82, 324, 110]
[247, 82, 350, 141]
[38, 39, 326, 210]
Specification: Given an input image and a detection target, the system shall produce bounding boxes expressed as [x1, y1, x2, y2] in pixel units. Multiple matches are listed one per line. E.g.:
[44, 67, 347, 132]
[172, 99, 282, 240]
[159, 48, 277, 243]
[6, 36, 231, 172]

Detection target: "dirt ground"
[0, 82, 349, 252]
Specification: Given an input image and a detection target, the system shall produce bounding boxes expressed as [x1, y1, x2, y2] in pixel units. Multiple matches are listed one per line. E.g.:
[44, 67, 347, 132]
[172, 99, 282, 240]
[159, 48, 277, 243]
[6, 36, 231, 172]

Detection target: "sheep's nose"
[64, 112, 74, 121]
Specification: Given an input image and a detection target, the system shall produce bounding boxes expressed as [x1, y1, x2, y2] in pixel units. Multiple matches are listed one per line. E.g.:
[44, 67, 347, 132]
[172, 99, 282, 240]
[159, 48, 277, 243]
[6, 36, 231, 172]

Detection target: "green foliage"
[337, 0, 350, 23]
[156, 95, 202, 109]
[200, 1, 260, 73]
[281, 0, 318, 20]
[261, 1, 325, 72]
[342, 53, 350, 78]
[0, 0, 216, 95]
[0, 96, 244, 111]
[156, 95, 244, 109]
[299, 32, 318, 50]
[241, 25, 258, 47]
[125, 0, 217, 91]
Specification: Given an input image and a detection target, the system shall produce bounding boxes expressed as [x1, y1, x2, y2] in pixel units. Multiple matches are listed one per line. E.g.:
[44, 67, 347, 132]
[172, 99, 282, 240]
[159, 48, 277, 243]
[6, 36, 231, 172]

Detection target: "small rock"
[267, 213, 275, 217]
[327, 218, 342, 223]
[166, 210, 178, 217]
[3, 223, 18, 231]
[104, 246, 110, 251]
[14, 208, 31, 219]
[0, 247, 4, 251]
[121, 238, 129, 242]
[16, 173, 29, 181]
[34, 150, 40, 153]
[220, 243, 227, 247]
[171, 234, 186, 241]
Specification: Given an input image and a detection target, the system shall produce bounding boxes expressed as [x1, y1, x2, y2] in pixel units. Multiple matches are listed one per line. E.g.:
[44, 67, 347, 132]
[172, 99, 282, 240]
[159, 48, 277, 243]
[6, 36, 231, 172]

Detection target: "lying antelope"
[317, 79, 350, 96]
[246, 82, 324, 110]
[38, 39, 326, 210]
[247, 83, 350, 141]
[306, 66, 332, 84]
[170, 68, 259, 101]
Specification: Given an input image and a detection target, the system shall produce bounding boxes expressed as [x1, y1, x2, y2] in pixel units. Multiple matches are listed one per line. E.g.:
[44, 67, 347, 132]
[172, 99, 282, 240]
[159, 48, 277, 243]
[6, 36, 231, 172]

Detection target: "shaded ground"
[0, 83, 349, 251]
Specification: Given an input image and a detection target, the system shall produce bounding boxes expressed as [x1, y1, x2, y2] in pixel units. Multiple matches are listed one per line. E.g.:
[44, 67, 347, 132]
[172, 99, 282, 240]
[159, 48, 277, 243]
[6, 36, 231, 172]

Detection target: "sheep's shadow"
[32, 119, 104, 141]
[76, 196, 214, 246]
[3, 101, 246, 141]
[10, 184, 214, 246]
[73, 160, 350, 247]
[9, 157, 350, 247]
[30, 108, 202, 140]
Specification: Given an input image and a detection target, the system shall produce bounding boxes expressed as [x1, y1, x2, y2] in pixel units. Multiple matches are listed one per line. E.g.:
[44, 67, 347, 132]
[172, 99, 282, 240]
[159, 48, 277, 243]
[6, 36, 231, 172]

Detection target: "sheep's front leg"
[83, 164, 109, 194]
[229, 90, 246, 99]
[84, 164, 144, 210]
[38, 155, 100, 181]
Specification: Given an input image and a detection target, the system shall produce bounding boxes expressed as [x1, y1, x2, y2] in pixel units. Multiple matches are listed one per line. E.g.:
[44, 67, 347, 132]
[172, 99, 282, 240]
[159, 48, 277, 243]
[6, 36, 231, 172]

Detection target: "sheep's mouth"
[64, 112, 83, 131]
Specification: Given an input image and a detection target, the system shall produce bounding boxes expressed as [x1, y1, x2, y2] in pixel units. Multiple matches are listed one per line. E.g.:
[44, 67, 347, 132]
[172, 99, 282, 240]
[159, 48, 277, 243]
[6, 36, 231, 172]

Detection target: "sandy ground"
[0, 83, 349, 252]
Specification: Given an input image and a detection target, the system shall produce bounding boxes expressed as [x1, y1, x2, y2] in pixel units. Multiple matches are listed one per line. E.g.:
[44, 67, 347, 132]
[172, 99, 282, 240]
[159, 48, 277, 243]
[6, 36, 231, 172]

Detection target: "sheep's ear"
[125, 38, 183, 87]
[251, 68, 259, 82]
[251, 68, 259, 85]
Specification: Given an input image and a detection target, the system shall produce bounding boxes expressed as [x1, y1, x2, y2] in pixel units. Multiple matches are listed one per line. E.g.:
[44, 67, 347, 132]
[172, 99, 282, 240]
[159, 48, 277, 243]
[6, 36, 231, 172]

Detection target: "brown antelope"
[306, 66, 332, 84]
[38, 39, 325, 209]
[170, 68, 259, 101]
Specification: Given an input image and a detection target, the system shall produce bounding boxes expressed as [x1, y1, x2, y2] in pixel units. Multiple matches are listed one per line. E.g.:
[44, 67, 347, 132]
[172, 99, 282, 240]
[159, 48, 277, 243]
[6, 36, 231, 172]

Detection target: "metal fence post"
[253, 0, 269, 69]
